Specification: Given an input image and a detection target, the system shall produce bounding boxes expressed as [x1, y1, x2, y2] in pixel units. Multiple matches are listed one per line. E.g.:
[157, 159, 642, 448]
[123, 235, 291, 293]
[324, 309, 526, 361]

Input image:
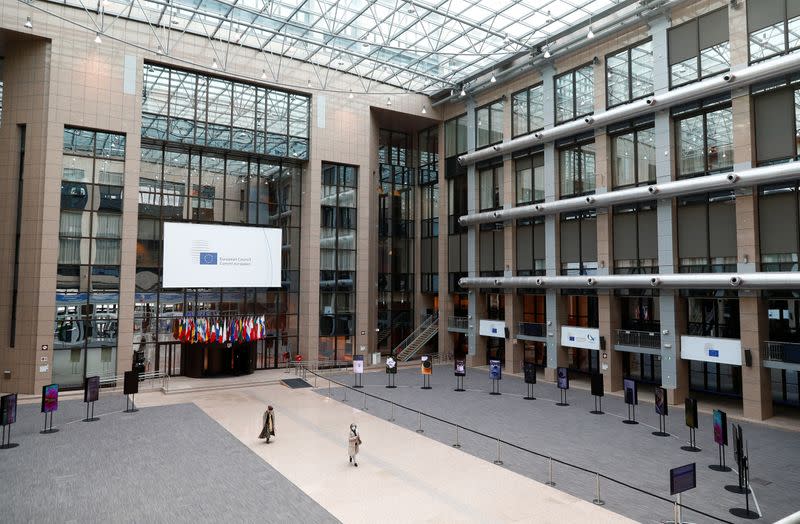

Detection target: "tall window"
[142, 63, 310, 159]
[320, 163, 357, 363]
[55, 128, 126, 389]
[560, 211, 597, 276]
[759, 183, 800, 271]
[673, 97, 733, 179]
[752, 76, 800, 165]
[378, 130, 414, 353]
[445, 114, 468, 158]
[478, 165, 502, 211]
[558, 136, 596, 198]
[612, 202, 658, 273]
[420, 125, 439, 294]
[555, 64, 594, 124]
[677, 192, 737, 272]
[668, 8, 730, 88]
[512, 84, 544, 137]
[610, 119, 655, 188]
[606, 40, 654, 108]
[516, 217, 545, 276]
[748, 0, 800, 62]
[476, 99, 504, 149]
[515, 151, 545, 205]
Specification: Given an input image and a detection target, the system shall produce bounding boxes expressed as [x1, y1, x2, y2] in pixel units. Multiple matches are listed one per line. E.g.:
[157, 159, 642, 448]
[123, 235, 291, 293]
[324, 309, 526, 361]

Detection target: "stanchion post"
[546, 456, 555, 486]
[363, 391, 368, 411]
[416, 411, 424, 433]
[493, 439, 503, 465]
[453, 425, 461, 448]
[592, 473, 605, 505]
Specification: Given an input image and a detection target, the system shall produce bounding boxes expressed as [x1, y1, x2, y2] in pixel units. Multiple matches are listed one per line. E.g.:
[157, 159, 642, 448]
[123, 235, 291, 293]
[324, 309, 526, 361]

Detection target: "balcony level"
[764, 341, 800, 372]
[614, 328, 662, 355]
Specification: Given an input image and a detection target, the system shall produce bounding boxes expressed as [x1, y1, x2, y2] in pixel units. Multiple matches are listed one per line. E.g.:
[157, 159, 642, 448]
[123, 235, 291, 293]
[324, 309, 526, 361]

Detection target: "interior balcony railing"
[448, 315, 469, 331]
[517, 322, 547, 338]
[616, 329, 661, 350]
[765, 341, 800, 364]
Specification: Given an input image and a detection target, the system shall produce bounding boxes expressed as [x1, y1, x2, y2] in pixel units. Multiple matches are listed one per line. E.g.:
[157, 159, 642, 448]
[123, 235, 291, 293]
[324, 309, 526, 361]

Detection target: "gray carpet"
[315, 365, 800, 524]
[0, 395, 338, 524]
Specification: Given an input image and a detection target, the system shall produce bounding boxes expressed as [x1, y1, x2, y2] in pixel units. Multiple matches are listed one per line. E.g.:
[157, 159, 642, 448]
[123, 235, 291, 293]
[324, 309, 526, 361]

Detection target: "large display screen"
[41, 384, 59, 413]
[162, 222, 281, 288]
[1, 393, 17, 425]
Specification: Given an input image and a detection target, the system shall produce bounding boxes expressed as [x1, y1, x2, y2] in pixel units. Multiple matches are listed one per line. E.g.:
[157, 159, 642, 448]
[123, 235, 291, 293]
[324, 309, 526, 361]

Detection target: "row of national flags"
[172, 316, 269, 344]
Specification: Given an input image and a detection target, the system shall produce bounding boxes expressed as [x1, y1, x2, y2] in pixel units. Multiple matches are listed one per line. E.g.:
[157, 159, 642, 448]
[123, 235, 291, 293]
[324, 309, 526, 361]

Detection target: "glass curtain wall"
[54, 128, 126, 389]
[378, 130, 414, 354]
[419, 126, 439, 295]
[319, 163, 357, 363]
[136, 64, 305, 373]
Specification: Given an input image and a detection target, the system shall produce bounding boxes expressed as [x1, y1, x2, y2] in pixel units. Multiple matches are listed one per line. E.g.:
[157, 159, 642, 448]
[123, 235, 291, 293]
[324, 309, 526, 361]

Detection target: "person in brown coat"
[259, 405, 275, 443]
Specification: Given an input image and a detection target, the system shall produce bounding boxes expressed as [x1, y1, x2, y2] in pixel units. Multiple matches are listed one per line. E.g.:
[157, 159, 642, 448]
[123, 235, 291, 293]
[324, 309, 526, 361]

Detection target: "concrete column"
[437, 121, 450, 359]
[740, 297, 773, 420]
[651, 14, 684, 399]
[465, 98, 483, 361]
[502, 155, 521, 372]
[598, 292, 623, 391]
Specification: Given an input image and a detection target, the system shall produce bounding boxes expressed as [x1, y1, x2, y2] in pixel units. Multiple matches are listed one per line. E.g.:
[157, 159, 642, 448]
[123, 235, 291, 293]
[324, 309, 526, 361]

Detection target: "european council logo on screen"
[199, 252, 218, 265]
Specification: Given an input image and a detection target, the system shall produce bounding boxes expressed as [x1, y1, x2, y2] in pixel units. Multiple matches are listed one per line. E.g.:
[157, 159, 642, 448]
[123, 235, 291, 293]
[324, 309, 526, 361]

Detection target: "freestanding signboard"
[669, 463, 697, 524]
[681, 398, 701, 452]
[710, 409, 731, 472]
[453, 359, 466, 392]
[556, 367, 569, 406]
[653, 386, 670, 437]
[420, 355, 432, 389]
[124, 371, 139, 413]
[590, 373, 604, 414]
[40, 384, 59, 434]
[0, 393, 18, 448]
[83, 376, 100, 422]
[353, 355, 364, 388]
[489, 360, 502, 395]
[385, 356, 397, 389]
[622, 378, 638, 425]
[522, 362, 536, 400]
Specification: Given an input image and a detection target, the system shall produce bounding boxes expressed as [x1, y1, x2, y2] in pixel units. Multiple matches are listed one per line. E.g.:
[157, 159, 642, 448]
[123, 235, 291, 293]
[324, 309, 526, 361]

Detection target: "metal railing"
[448, 315, 469, 330]
[98, 370, 170, 390]
[301, 365, 735, 524]
[517, 322, 546, 337]
[765, 341, 800, 364]
[615, 329, 661, 349]
[395, 313, 438, 355]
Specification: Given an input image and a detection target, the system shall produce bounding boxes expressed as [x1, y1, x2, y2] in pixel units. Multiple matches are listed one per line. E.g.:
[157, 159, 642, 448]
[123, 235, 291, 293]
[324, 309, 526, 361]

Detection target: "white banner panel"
[162, 222, 281, 288]
[479, 320, 506, 338]
[680, 336, 742, 366]
[561, 326, 601, 351]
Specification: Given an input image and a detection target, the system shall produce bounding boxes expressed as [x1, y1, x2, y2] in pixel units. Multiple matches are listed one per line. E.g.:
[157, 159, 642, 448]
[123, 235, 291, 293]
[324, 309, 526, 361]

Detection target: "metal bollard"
[416, 411, 424, 433]
[328, 378, 331, 397]
[452, 425, 461, 448]
[592, 473, 605, 505]
[343, 386, 348, 402]
[546, 457, 556, 486]
[388, 402, 395, 422]
[363, 391, 368, 411]
[493, 439, 503, 465]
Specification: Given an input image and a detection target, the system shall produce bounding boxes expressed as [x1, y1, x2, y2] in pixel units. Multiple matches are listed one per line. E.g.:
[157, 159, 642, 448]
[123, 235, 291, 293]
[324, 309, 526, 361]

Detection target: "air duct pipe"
[457, 50, 800, 166]
[459, 273, 800, 290]
[459, 161, 800, 226]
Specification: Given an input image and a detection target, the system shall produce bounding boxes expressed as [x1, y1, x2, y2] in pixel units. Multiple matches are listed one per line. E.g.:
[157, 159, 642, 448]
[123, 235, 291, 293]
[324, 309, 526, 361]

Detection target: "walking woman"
[259, 405, 275, 443]
[348, 423, 362, 466]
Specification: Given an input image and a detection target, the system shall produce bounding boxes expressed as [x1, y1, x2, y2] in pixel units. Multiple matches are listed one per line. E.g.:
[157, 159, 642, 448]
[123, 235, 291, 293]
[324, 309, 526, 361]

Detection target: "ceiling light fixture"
[490, 73, 496, 83]
[587, 26, 594, 39]
[460, 86, 466, 97]
[421, 105, 427, 114]
[261, 69, 267, 80]
[24, 16, 32, 29]
[307, 79, 312, 88]
[94, 32, 102, 44]
[157, 45, 164, 55]
[348, 89, 354, 99]
[543, 46, 551, 58]
[212, 57, 218, 69]
[387, 97, 392, 106]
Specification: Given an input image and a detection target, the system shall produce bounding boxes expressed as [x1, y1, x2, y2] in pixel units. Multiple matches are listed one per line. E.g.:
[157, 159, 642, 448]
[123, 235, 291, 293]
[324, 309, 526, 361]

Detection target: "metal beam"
[458, 46, 800, 166]
[459, 273, 800, 290]
[460, 160, 800, 226]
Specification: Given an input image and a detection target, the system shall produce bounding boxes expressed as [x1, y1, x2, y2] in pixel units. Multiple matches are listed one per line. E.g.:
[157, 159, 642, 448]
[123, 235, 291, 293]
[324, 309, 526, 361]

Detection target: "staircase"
[396, 313, 439, 361]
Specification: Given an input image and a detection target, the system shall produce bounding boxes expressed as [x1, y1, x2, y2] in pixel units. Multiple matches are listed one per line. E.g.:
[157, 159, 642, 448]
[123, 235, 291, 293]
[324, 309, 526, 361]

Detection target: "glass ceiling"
[46, 0, 636, 94]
